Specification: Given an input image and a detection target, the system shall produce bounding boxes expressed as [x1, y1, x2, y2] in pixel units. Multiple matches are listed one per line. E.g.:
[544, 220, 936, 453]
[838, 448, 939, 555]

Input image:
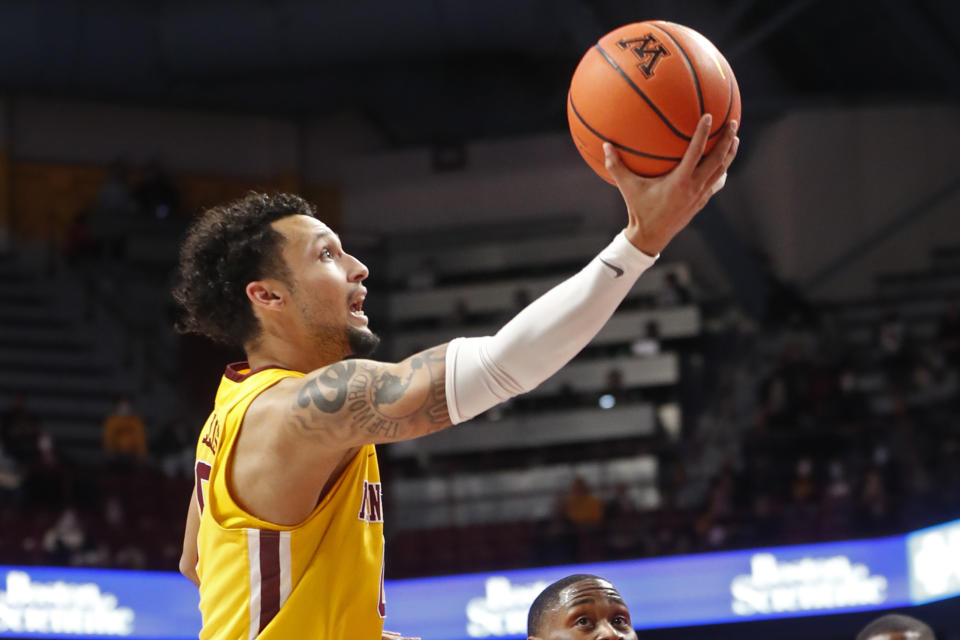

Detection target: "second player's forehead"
[557, 578, 624, 607]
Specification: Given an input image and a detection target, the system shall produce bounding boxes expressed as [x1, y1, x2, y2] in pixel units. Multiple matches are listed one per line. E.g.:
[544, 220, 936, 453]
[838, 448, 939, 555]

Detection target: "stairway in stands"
[0, 249, 133, 462]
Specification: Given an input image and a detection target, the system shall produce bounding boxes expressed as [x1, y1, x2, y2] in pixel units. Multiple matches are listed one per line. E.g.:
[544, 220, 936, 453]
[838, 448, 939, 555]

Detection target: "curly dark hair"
[172, 191, 317, 346]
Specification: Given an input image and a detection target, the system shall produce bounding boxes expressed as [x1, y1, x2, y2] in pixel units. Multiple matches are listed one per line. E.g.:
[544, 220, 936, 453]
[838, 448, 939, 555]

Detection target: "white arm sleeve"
[444, 231, 658, 424]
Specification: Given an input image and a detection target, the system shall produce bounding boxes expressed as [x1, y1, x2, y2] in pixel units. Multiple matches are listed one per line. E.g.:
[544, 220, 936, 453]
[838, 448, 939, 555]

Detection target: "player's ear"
[246, 280, 285, 310]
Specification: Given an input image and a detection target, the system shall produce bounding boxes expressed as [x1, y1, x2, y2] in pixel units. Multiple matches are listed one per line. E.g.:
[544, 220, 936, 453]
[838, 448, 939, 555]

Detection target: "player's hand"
[604, 113, 739, 256]
[383, 630, 421, 640]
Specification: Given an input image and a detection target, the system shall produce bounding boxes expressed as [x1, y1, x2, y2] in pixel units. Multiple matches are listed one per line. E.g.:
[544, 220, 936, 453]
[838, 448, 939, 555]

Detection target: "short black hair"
[527, 574, 602, 637]
[856, 614, 935, 640]
[172, 192, 316, 347]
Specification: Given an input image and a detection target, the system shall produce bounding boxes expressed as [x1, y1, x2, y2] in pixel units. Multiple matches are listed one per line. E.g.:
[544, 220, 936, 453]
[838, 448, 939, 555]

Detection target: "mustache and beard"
[294, 290, 381, 360]
[302, 321, 380, 361]
[348, 326, 380, 358]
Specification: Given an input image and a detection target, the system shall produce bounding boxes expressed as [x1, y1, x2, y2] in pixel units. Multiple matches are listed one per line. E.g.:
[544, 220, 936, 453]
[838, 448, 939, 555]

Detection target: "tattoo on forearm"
[291, 346, 451, 444]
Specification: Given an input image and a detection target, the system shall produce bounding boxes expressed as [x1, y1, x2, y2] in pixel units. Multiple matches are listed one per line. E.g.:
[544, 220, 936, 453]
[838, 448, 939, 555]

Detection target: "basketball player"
[174, 114, 738, 639]
[527, 574, 636, 640]
[856, 614, 936, 640]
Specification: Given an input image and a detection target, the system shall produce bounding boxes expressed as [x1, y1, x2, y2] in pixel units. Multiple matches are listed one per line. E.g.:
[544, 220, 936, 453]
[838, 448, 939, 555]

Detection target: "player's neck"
[244, 334, 344, 374]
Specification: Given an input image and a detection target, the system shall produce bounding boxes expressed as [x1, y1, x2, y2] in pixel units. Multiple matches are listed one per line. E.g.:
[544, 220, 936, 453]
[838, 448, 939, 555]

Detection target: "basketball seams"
[568, 94, 683, 163]
[654, 22, 735, 140]
[649, 23, 705, 121]
[592, 44, 691, 142]
[708, 73, 735, 140]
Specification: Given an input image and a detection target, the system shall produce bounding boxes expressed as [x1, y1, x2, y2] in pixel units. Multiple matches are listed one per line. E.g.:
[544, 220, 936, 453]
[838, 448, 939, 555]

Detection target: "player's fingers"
[603, 142, 638, 187]
[693, 121, 738, 188]
[700, 136, 739, 197]
[674, 114, 712, 178]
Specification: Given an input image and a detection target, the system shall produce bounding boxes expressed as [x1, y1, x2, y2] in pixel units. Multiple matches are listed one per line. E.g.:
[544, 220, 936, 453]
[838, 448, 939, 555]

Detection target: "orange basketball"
[567, 20, 741, 183]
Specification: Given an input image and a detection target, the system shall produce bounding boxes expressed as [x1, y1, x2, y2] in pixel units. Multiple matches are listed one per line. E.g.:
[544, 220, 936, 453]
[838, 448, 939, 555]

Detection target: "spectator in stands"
[91, 158, 137, 260]
[526, 574, 636, 640]
[630, 320, 661, 357]
[42, 507, 93, 566]
[600, 368, 625, 407]
[133, 158, 180, 220]
[102, 395, 148, 466]
[855, 613, 935, 640]
[655, 271, 691, 307]
[562, 476, 604, 527]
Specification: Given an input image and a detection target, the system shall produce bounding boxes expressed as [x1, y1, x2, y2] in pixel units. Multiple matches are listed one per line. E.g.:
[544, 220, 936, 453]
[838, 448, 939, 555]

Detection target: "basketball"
[567, 20, 741, 183]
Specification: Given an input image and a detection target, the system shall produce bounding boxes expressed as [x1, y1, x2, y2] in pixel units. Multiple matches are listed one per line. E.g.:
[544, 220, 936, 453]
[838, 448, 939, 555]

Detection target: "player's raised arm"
[273, 114, 740, 449]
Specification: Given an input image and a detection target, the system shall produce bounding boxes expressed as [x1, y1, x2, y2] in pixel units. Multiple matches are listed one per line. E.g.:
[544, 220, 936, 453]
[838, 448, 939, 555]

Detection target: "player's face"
[273, 215, 379, 358]
[535, 579, 637, 640]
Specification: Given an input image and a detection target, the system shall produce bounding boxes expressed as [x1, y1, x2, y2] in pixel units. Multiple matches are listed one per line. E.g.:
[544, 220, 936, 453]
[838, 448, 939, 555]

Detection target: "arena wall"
[4, 98, 959, 301]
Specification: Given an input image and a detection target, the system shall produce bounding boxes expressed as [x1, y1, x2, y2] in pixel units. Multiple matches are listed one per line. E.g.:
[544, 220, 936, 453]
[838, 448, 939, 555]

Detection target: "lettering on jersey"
[201, 416, 222, 456]
[617, 33, 670, 78]
[357, 481, 384, 523]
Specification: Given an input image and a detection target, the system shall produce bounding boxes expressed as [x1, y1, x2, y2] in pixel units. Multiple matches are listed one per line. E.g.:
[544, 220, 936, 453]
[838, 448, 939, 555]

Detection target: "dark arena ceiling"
[0, 0, 958, 145]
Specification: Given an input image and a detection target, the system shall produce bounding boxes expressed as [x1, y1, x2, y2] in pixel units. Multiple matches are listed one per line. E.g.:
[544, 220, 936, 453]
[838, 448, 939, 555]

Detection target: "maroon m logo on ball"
[618, 34, 670, 78]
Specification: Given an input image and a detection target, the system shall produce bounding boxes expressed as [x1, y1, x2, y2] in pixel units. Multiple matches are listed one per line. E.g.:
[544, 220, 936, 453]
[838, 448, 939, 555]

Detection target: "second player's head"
[856, 614, 935, 640]
[527, 574, 636, 640]
[173, 192, 379, 364]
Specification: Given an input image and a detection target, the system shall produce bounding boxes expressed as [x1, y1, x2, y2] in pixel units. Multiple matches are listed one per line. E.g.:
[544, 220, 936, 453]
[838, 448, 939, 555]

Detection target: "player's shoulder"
[244, 375, 301, 422]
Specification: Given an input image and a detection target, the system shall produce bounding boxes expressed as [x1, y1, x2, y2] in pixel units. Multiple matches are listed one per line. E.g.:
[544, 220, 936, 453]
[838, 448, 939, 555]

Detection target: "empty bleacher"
[0, 252, 133, 458]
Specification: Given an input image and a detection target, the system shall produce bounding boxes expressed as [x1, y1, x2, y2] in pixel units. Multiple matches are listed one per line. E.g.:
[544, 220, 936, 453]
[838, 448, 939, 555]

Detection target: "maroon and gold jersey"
[193, 363, 385, 639]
